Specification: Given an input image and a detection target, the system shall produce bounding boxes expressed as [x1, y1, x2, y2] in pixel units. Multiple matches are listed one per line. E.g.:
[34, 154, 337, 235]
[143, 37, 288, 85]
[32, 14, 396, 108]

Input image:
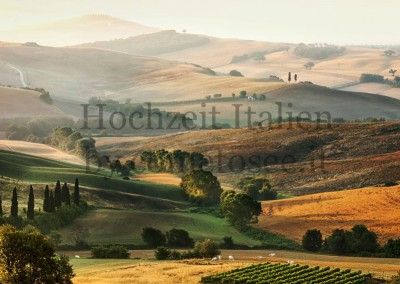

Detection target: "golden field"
[258, 186, 400, 244]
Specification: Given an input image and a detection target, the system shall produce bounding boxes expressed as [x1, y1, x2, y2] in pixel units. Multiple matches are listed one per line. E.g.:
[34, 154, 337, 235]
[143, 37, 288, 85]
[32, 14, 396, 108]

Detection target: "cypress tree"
[62, 182, 71, 206]
[73, 178, 80, 206]
[27, 185, 35, 220]
[0, 194, 3, 216]
[49, 190, 55, 212]
[43, 185, 50, 212]
[10, 187, 18, 217]
[54, 180, 62, 208]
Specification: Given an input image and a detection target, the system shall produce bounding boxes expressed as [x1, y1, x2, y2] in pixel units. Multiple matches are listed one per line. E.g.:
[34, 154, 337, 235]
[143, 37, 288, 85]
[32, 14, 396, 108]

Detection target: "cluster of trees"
[50, 127, 98, 160]
[12, 180, 80, 219]
[294, 43, 346, 59]
[302, 225, 384, 256]
[43, 179, 81, 213]
[141, 149, 208, 173]
[360, 73, 400, 88]
[237, 177, 277, 201]
[238, 90, 267, 100]
[154, 239, 220, 260]
[180, 170, 223, 206]
[108, 159, 136, 177]
[141, 227, 194, 248]
[229, 70, 244, 77]
[0, 225, 74, 283]
[0, 179, 87, 236]
[5, 116, 75, 142]
[229, 46, 289, 64]
[220, 190, 262, 230]
[91, 245, 130, 259]
[24, 87, 53, 104]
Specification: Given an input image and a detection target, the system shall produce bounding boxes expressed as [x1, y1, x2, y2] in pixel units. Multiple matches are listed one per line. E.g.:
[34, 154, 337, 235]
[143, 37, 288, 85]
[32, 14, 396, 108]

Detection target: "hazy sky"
[0, 0, 398, 45]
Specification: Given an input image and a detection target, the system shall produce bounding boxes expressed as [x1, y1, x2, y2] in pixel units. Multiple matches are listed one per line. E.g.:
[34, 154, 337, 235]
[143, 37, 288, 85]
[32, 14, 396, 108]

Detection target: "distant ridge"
[0, 15, 160, 46]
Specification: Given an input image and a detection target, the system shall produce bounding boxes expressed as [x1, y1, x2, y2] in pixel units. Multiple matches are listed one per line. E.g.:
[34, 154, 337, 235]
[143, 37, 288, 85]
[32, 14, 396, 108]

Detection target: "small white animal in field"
[211, 257, 217, 261]
[228, 255, 234, 260]
[257, 256, 264, 259]
[218, 255, 221, 260]
[75, 255, 80, 259]
[269, 253, 276, 257]
[287, 260, 295, 265]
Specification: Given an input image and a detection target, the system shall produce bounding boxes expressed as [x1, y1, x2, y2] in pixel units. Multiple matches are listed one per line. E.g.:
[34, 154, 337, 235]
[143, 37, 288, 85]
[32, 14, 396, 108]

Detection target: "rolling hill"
[0, 86, 65, 118]
[95, 122, 400, 195]
[78, 29, 290, 67]
[258, 186, 400, 244]
[0, 15, 160, 47]
[0, 43, 284, 103]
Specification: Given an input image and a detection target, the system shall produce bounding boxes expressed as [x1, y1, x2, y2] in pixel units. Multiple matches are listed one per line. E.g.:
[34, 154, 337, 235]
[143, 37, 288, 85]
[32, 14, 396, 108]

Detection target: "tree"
[389, 68, 398, 77]
[229, 70, 244, 77]
[27, 185, 34, 220]
[141, 227, 166, 248]
[259, 94, 266, 101]
[73, 178, 80, 206]
[49, 190, 55, 213]
[384, 49, 395, 57]
[43, 185, 50, 213]
[239, 90, 247, 98]
[325, 229, 353, 255]
[237, 177, 277, 201]
[254, 54, 266, 63]
[220, 191, 262, 230]
[180, 170, 223, 206]
[10, 187, 18, 217]
[220, 236, 234, 249]
[0, 225, 74, 283]
[304, 62, 315, 70]
[384, 238, 400, 257]
[288, 72, 292, 82]
[54, 180, 62, 208]
[194, 239, 220, 258]
[302, 229, 323, 252]
[61, 182, 71, 206]
[0, 194, 2, 216]
[125, 160, 136, 171]
[294, 74, 298, 82]
[351, 224, 379, 253]
[166, 229, 194, 248]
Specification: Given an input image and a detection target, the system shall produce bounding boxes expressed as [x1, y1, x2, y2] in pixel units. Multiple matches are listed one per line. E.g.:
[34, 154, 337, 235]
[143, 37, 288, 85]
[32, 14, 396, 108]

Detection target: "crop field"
[201, 262, 372, 284]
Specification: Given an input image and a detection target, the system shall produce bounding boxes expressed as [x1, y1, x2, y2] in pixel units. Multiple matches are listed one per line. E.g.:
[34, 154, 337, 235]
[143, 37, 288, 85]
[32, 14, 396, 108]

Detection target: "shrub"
[154, 246, 171, 260]
[360, 73, 385, 83]
[229, 70, 244, 77]
[91, 245, 130, 259]
[166, 228, 194, 248]
[302, 229, 323, 252]
[141, 227, 166, 248]
[194, 239, 220, 258]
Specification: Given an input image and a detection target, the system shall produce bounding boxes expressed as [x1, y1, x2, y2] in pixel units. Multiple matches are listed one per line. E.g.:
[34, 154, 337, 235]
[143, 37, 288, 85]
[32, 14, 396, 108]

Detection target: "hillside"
[341, 82, 400, 100]
[0, 140, 85, 165]
[0, 15, 160, 46]
[0, 86, 65, 118]
[78, 30, 290, 66]
[258, 186, 400, 244]
[0, 44, 284, 103]
[96, 122, 400, 195]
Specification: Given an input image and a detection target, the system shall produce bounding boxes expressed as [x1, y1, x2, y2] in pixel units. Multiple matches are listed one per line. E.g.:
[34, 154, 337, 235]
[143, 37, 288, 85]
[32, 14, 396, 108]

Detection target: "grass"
[258, 186, 400, 244]
[58, 208, 261, 246]
[70, 250, 400, 284]
[0, 150, 185, 202]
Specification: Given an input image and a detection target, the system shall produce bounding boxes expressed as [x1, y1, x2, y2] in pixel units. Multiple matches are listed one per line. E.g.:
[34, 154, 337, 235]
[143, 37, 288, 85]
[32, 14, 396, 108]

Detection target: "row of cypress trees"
[0, 178, 80, 220]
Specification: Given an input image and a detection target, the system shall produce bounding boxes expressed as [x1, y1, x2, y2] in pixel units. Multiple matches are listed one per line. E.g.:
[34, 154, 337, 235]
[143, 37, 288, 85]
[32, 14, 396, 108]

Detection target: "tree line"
[302, 225, 400, 258]
[140, 149, 208, 173]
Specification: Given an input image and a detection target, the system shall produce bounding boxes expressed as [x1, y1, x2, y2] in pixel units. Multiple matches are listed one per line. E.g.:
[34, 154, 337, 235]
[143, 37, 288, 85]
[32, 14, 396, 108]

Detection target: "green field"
[0, 150, 185, 202]
[59, 208, 261, 246]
